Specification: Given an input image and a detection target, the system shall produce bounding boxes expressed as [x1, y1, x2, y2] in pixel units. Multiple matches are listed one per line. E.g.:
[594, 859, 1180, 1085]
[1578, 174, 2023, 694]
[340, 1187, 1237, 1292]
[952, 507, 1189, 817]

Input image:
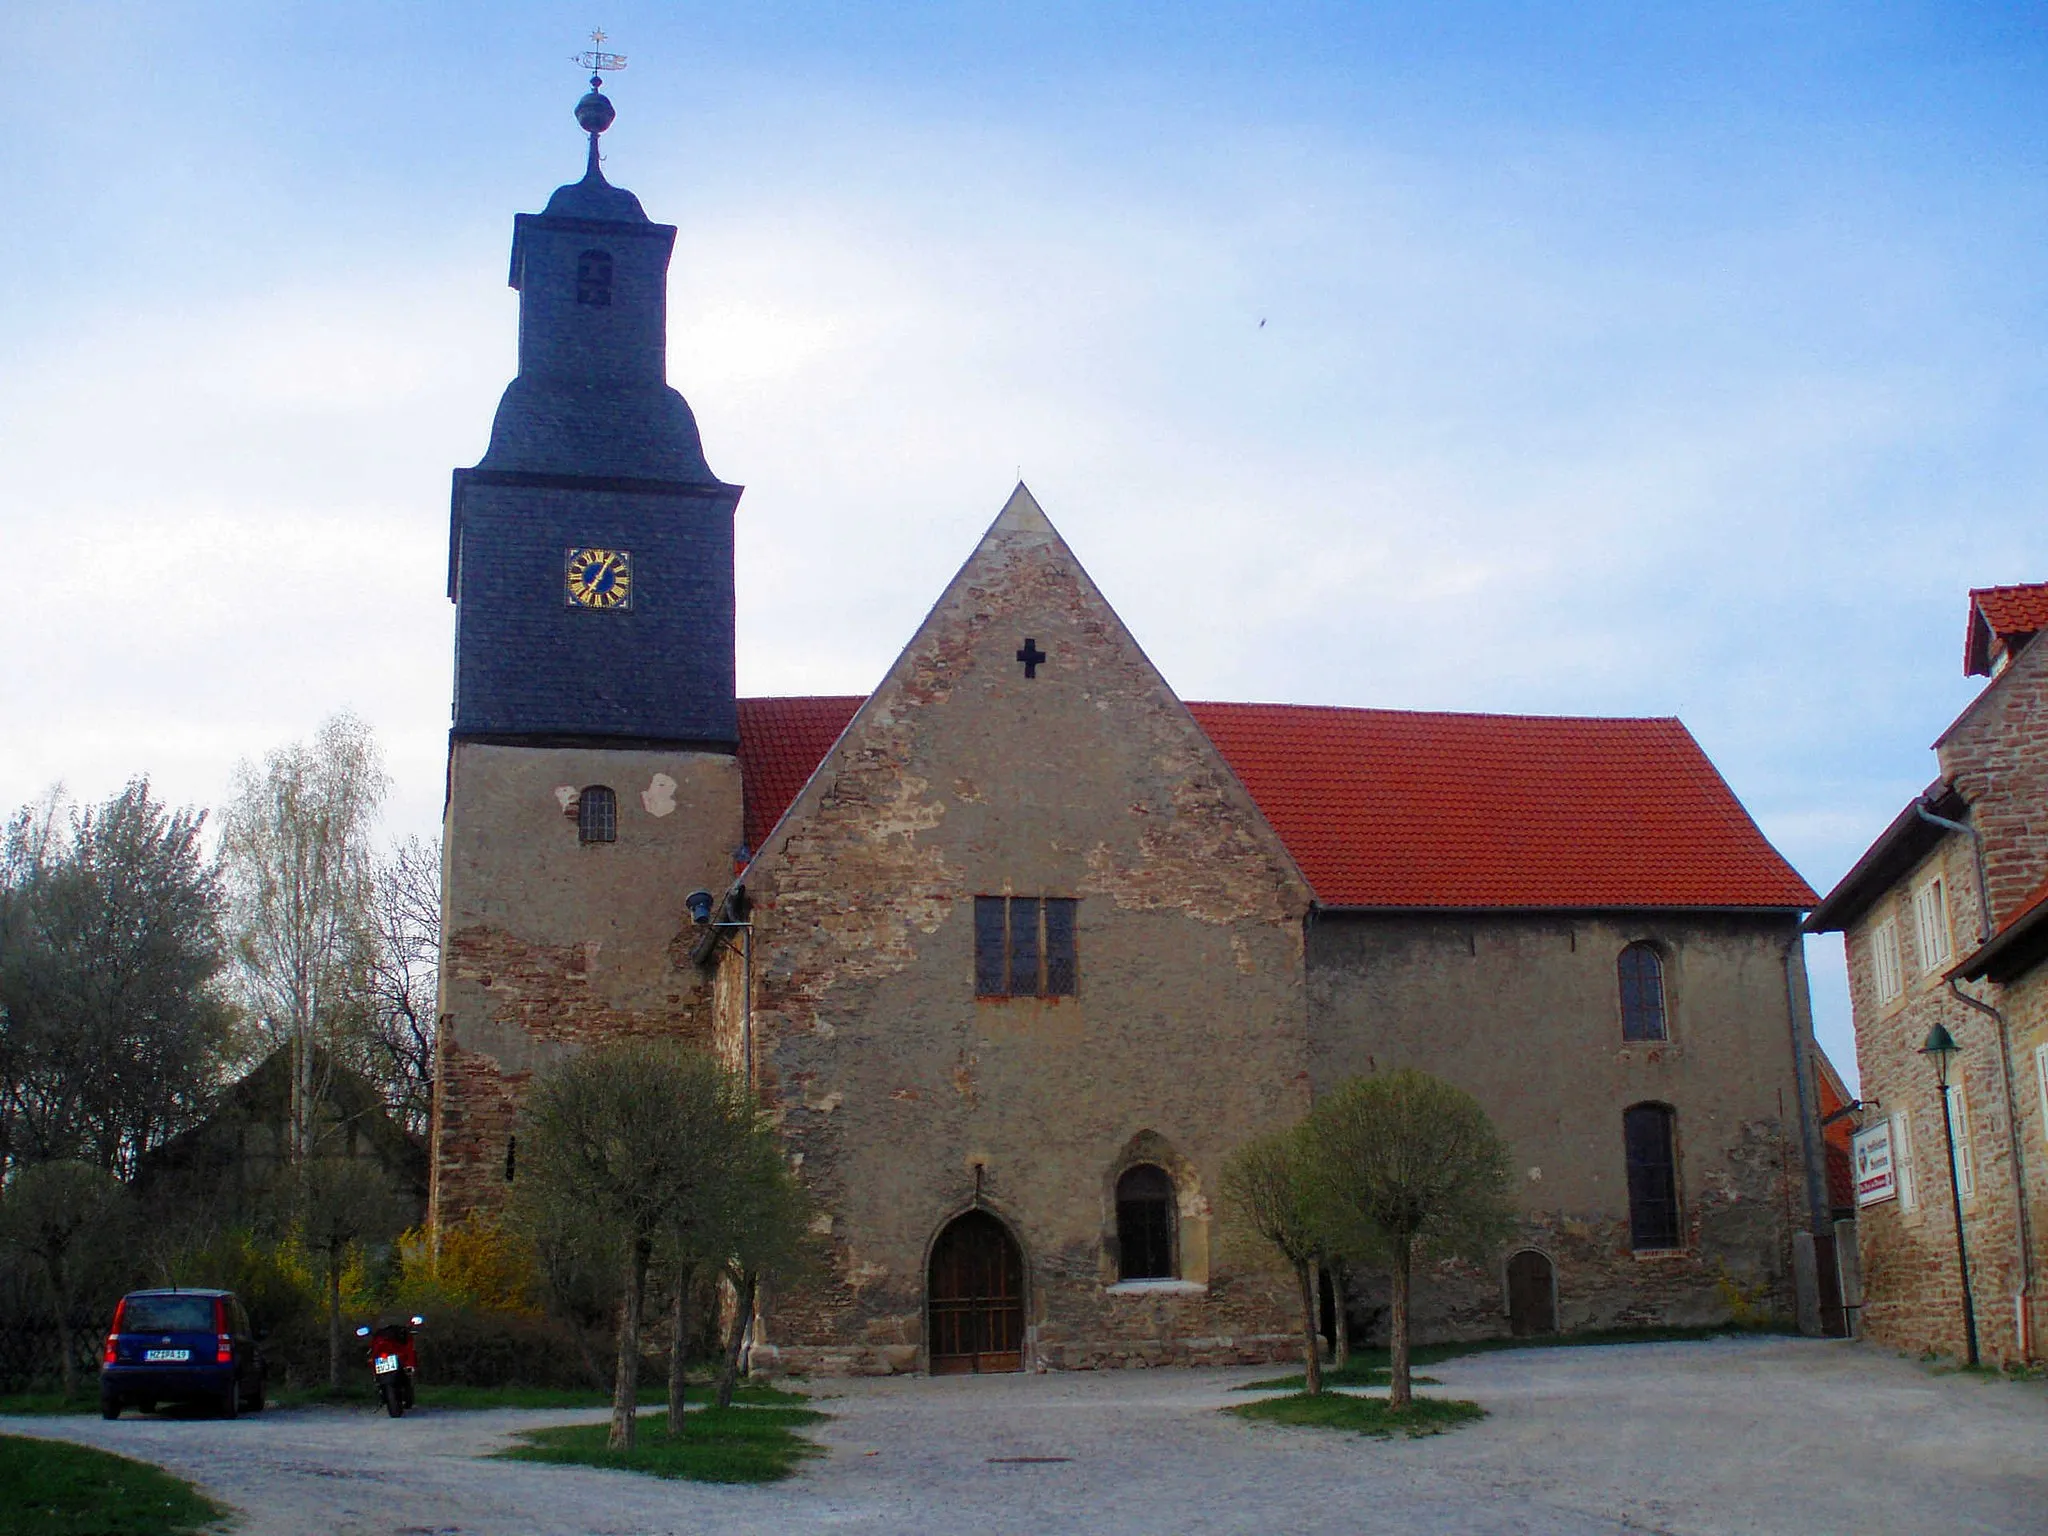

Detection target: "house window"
[1913, 876, 1953, 971]
[1871, 918, 1904, 1005]
[1946, 1082, 1975, 1201]
[577, 786, 617, 844]
[575, 248, 613, 306]
[1623, 1103, 1681, 1250]
[973, 896, 1077, 998]
[1116, 1164, 1175, 1280]
[1618, 943, 1667, 1042]
[2036, 1045, 2048, 1153]
[1892, 1111, 1916, 1210]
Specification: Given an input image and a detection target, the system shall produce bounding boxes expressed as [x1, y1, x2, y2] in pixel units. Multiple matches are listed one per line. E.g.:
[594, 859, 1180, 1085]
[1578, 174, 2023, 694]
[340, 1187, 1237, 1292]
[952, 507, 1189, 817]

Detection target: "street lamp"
[1918, 1022, 1980, 1367]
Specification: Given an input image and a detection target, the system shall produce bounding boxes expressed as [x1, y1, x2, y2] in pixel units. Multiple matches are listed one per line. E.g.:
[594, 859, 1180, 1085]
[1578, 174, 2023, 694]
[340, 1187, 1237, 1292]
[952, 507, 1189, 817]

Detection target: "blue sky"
[4, 3, 2046, 1088]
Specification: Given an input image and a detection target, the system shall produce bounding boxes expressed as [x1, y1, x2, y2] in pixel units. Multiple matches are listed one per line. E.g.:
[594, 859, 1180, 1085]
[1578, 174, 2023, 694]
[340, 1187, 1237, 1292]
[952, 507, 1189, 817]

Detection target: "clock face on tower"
[565, 547, 632, 610]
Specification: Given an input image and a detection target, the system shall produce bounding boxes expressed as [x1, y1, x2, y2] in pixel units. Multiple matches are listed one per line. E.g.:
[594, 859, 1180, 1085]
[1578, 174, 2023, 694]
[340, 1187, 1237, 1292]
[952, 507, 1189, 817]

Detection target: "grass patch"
[1229, 1391, 1484, 1439]
[499, 1402, 828, 1484]
[0, 1434, 228, 1535]
[1237, 1322, 1772, 1392]
[0, 1393, 93, 1417]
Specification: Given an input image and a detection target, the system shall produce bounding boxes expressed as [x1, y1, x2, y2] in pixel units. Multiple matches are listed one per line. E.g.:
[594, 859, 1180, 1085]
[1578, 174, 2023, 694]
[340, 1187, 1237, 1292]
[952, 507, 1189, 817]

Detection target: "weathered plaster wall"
[737, 491, 1313, 1374]
[1307, 910, 1814, 1336]
[429, 741, 742, 1226]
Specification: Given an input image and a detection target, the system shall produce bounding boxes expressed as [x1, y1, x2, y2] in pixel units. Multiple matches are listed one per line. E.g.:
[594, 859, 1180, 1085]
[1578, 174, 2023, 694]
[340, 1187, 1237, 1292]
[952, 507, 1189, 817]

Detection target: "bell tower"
[430, 62, 745, 1227]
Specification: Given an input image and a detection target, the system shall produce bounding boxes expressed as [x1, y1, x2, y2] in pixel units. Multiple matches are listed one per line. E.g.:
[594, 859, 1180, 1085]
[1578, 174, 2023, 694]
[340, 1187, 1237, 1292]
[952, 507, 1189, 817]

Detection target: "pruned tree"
[219, 713, 388, 1168]
[295, 1156, 409, 1389]
[0, 1160, 134, 1397]
[0, 781, 233, 1178]
[1308, 1069, 1513, 1408]
[520, 1043, 756, 1450]
[1221, 1124, 1331, 1395]
[709, 1131, 814, 1414]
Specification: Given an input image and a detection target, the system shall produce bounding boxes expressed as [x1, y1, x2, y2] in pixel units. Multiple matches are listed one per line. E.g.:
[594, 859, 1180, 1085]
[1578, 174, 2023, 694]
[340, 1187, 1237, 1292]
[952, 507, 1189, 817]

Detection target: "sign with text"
[1853, 1120, 1897, 1207]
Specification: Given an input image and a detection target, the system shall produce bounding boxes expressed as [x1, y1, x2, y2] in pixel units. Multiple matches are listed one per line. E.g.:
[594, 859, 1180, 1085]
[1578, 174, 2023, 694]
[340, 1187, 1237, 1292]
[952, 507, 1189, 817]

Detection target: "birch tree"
[219, 713, 387, 1167]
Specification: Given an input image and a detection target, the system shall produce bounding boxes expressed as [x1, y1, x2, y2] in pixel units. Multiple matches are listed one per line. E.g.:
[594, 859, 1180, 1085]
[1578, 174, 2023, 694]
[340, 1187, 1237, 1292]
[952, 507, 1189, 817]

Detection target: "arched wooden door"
[927, 1210, 1025, 1374]
[1506, 1249, 1556, 1336]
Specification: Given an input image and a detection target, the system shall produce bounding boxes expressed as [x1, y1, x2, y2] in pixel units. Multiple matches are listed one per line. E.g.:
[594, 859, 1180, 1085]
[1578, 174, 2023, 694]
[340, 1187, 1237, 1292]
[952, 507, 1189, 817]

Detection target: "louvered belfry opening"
[927, 1210, 1025, 1374]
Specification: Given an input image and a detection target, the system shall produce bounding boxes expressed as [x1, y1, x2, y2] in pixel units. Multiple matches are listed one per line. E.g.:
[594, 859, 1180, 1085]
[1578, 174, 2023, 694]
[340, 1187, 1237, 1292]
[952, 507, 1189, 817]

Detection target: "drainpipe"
[1782, 931, 1829, 1236]
[1917, 797, 2036, 1358]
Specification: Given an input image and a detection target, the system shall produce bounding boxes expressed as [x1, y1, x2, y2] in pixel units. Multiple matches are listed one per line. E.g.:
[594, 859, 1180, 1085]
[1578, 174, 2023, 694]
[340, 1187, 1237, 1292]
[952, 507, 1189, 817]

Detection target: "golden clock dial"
[565, 547, 632, 610]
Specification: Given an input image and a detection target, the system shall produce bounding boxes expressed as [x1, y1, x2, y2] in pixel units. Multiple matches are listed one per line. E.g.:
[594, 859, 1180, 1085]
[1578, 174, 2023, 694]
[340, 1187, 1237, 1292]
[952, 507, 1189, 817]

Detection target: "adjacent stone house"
[1807, 583, 2048, 1364]
[431, 85, 1834, 1373]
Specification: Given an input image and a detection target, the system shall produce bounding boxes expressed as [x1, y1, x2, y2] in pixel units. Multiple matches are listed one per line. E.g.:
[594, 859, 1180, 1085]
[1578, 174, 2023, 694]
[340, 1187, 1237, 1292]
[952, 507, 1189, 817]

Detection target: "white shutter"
[2036, 1044, 2048, 1151]
[1915, 878, 1953, 970]
[1872, 919, 1903, 1004]
[1892, 1112, 1915, 1210]
[1947, 1083, 1975, 1200]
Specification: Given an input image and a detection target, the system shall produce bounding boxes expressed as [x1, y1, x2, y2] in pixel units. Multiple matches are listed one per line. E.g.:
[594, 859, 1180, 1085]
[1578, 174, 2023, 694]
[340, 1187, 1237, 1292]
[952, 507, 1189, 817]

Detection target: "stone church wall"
[1306, 910, 1816, 1337]
[736, 493, 1314, 1375]
[429, 741, 742, 1226]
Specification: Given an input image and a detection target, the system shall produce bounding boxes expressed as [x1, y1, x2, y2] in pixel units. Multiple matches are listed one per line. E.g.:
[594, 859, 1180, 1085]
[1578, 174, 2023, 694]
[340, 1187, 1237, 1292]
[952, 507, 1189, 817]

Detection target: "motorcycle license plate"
[374, 1354, 399, 1374]
[143, 1349, 190, 1362]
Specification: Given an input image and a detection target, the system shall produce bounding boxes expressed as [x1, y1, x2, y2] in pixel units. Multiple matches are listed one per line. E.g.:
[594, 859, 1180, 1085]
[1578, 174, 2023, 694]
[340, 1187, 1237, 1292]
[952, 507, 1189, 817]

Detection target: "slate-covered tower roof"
[447, 80, 741, 747]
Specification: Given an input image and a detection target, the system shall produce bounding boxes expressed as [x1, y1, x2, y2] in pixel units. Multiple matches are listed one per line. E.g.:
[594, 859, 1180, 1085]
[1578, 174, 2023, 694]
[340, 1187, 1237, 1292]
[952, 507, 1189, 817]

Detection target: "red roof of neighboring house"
[1965, 582, 2048, 676]
[735, 696, 1815, 911]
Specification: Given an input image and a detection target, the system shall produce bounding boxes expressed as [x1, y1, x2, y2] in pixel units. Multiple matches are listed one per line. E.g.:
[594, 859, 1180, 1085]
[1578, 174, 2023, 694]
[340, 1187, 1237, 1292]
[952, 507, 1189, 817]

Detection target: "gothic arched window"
[575, 249, 614, 307]
[1623, 1102, 1681, 1250]
[1116, 1164, 1175, 1280]
[1618, 942, 1667, 1042]
[577, 785, 617, 844]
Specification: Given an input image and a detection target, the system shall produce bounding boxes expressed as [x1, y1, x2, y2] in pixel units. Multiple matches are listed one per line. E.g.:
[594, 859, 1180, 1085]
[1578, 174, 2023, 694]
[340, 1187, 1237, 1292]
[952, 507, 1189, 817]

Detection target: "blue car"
[100, 1289, 266, 1419]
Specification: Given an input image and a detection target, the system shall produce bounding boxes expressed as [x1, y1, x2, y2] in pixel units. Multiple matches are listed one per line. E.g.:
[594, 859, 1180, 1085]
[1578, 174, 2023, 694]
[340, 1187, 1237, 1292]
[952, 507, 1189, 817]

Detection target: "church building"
[429, 83, 1831, 1373]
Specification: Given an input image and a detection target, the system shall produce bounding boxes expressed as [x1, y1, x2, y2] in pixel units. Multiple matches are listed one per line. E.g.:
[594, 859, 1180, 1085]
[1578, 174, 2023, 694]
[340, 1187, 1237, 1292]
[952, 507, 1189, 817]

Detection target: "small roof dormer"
[1964, 581, 2048, 677]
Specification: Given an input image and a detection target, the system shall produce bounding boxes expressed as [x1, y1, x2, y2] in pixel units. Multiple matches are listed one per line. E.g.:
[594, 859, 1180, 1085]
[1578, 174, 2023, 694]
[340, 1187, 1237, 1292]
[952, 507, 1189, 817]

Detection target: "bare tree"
[0, 781, 232, 1178]
[360, 836, 439, 1136]
[1309, 1070, 1513, 1408]
[219, 713, 388, 1168]
[1221, 1124, 1332, 1395]
[295, 1156, 408, 1389]
[520, 1043, 757, 1451]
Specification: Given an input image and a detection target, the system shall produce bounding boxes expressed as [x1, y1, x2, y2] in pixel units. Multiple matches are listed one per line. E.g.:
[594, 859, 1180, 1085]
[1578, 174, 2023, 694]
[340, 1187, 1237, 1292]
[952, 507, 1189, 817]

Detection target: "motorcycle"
[355, 1315, 424, 1418]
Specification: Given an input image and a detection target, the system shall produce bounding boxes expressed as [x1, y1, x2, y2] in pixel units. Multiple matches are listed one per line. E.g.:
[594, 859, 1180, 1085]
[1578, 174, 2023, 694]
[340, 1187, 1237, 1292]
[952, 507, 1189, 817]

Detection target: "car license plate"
[374, 1354, 399, 1374]
[144, 1349, 190, 1362]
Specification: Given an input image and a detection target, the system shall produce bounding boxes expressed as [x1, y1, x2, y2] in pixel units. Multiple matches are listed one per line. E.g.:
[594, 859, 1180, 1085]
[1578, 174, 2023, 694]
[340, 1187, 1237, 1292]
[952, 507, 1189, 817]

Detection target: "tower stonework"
[429, 89, 744, 1229]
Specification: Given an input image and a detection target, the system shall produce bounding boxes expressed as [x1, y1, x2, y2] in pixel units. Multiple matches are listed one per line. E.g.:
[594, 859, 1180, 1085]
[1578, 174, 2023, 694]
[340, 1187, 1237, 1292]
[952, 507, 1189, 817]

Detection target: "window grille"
[577, 785, 617, 844]
[575, 248, 614, 307]
[1914, 877, 1953, 970]
[1618, 943, 1667, 1042]
[1623, 1103, 1680, 1250]
[1871, 918, 1903, 1004]
[1116, 1165, 1175, 1280]
[973, 896, 1077, 998]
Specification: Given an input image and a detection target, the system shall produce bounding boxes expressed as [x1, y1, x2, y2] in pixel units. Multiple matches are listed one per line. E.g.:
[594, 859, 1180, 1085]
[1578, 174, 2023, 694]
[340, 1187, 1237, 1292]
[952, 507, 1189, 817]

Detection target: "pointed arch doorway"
[927, 1210, 1025, 1374]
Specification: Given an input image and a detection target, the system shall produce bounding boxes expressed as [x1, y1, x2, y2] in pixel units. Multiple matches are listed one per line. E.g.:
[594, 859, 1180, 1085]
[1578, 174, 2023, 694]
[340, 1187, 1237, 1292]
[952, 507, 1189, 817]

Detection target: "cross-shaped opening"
[1016, 638, 1047, 678]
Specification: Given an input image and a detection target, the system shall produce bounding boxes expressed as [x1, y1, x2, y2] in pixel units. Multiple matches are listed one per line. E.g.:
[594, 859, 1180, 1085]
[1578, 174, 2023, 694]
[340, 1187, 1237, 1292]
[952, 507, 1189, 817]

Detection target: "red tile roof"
[1965, 582, 2048, 676]
[735, 697, 1817, 910]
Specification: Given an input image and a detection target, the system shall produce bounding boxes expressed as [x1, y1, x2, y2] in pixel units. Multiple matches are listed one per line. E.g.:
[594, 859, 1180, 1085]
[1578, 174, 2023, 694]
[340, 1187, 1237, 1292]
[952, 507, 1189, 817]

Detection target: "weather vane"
[573, 27, 627, 89]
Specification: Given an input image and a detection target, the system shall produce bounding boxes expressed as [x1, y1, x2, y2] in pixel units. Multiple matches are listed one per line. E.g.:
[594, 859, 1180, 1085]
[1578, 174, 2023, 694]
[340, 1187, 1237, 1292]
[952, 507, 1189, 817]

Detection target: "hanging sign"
[1853, 1120, 1897, 1207]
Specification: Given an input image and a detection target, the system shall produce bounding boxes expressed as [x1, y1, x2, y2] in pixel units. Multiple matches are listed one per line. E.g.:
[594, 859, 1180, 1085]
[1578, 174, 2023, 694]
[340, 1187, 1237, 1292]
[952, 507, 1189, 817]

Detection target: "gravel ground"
[7, 1337, 2043, 1534]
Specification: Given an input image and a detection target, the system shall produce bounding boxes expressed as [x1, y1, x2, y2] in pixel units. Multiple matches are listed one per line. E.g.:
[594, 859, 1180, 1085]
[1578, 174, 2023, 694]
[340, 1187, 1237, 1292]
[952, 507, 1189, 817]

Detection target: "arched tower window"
[1623, 1102, 1680, 1250]
[1618, 942, 1667, 1041]
[577, 786, 617, 844]
[575, 249, 613, 307]
[1116, 1164, 1176, 1280]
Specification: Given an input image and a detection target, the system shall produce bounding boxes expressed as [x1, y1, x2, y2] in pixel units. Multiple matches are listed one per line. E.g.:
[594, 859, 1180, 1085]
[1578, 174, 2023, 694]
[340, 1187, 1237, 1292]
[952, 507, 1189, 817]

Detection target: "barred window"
[973, 896, 1077, 998]
[1116, 1164, 1175, 1280]
[575, 248, 613, 307]
[1618, 943, 1667, 1042]
[1624, 1102, 1680, 1250]
[577, 785, 617, 844]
